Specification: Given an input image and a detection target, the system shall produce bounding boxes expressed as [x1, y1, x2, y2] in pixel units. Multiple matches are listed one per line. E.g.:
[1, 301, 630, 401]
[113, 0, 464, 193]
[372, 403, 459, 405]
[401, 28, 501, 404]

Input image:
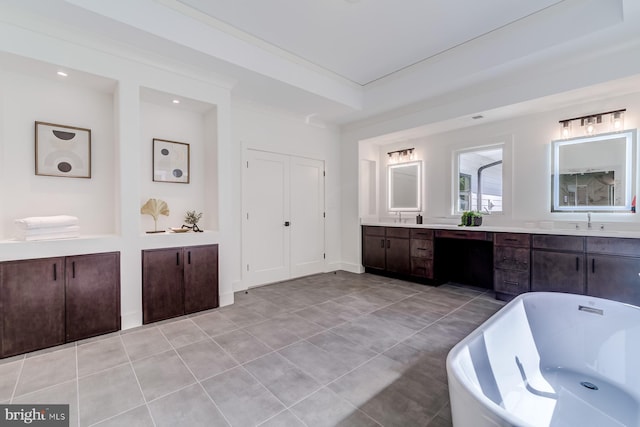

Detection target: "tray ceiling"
[177, 0, 563, 85]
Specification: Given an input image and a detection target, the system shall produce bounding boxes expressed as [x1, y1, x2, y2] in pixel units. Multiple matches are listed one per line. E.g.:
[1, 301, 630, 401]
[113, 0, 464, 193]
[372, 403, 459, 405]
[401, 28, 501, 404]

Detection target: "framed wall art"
[153, 138, 190, 183]
[35, 121, 91, 178]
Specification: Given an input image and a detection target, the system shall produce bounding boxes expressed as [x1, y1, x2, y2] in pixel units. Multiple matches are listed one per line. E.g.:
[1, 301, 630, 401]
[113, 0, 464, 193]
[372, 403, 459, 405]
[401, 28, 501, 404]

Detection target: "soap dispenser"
[416, 214, 423, 224]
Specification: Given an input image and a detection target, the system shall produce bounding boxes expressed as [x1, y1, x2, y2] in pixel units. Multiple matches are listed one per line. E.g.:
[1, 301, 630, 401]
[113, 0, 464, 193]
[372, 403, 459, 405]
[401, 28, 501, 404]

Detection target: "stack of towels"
[14, 215, 80, 241]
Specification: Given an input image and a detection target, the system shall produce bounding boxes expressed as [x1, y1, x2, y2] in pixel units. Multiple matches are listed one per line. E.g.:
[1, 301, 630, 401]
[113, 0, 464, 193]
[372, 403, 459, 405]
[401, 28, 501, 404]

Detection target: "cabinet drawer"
[363, 226, 385, 237]
[494, 269, 530, 295]
[385, 227, 410, 238]
[410, 239, 433, 258]
[435, 229, 488, 241]
[410, 228, 434, 240]
[532, 234, 584, 252]
[411, 257, 433, 279]
[586, 237, 640, 257]
[495, 233, 530, 248]
[494, 246, 530, 271]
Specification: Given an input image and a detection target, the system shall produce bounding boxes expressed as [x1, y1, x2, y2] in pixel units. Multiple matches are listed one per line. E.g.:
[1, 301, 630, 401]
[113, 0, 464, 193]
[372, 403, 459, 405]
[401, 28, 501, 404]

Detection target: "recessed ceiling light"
[172, 99, 180, 104]
[57, 71, 68, 77]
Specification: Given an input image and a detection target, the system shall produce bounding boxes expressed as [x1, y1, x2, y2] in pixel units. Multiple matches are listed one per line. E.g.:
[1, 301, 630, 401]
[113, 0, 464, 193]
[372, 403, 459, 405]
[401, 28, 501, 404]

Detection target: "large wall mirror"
[388, 161, 421, 212]
[552, 130, 636, 212]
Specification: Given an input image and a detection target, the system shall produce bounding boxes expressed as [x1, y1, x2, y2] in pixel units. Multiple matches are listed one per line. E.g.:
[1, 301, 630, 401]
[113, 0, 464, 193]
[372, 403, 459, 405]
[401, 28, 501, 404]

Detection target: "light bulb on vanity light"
[612, 111, 624, 130]
[584, 117, 596, 135]
[560, 121, 571, 138]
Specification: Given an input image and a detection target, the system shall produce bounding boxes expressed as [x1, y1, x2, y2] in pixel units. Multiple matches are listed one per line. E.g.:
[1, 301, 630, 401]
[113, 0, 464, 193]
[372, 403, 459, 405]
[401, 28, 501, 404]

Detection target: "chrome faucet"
[587, 212, 592, 229]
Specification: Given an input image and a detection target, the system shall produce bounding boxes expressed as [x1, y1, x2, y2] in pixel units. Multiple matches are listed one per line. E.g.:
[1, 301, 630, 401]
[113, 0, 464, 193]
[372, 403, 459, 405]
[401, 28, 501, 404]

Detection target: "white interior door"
[290, 156, 325, 277]
[243, 150, 290, 286]
[243, 150, 325, 287]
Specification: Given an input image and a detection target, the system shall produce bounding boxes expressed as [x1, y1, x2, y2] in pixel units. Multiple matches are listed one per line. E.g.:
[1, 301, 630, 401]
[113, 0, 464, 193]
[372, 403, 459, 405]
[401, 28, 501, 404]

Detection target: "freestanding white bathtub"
[447, 292, 640, 427]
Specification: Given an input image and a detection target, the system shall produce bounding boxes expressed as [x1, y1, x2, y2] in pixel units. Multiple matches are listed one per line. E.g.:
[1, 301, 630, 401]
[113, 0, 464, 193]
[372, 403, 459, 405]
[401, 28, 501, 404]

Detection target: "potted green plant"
[459, 211, 472, 226]
[183, 210, 203, 232]
[471, 211, 483, 226]
[459, 211, 483, 226]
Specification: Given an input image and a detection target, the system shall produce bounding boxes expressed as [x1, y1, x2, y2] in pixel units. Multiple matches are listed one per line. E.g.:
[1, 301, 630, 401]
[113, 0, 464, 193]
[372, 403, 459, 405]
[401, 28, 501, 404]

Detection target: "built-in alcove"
[139, 87, 218, 234]
[0, 53, 118, 241]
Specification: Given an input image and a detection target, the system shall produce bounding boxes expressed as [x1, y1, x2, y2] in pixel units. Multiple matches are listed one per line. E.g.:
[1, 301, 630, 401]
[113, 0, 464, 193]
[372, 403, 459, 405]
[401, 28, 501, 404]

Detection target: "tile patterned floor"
[0, 271, 505, 427]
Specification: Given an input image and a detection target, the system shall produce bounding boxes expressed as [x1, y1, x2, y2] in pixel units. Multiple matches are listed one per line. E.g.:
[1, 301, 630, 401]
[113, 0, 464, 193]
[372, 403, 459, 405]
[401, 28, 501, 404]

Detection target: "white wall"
[375, 92, 640, 224]
[232, 103, 344, 284]
[0, 70, 116, 238]
[139, 100, 212, 233]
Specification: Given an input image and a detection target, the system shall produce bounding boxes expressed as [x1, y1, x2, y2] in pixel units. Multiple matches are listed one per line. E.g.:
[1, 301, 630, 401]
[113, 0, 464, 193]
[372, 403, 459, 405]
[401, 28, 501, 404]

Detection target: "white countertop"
[361, 222, 640, 239]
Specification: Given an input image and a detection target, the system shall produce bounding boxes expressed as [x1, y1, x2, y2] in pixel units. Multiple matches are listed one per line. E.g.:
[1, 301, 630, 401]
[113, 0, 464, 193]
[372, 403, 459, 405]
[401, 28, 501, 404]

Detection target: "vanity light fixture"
[387, 148, 415, 163]
[559, 109, 625, 138]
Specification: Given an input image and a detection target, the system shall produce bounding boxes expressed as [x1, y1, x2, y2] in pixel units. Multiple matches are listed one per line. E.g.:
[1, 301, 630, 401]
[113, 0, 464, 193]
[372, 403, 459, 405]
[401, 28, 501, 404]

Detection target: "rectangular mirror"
[552, 130, 636, 212]
[388, 161, 421, 212]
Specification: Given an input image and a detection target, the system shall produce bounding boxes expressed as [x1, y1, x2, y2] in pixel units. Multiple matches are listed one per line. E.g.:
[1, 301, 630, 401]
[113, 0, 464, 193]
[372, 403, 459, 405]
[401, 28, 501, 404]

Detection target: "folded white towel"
[16, 225, 80, 237]
[14, 215, 79, 230]
[18, 231, 80, 241]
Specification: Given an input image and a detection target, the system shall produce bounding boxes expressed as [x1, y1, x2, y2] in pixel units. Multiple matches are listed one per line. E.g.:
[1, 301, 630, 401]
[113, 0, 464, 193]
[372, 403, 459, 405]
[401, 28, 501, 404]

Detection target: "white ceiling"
[176, 0, 563, 85]
[3, 0, 640, 132]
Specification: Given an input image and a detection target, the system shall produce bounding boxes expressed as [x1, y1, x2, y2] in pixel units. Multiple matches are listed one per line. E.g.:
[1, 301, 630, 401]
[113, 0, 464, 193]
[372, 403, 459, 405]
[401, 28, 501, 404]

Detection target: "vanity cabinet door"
[66, 252, 121, 342]
[142, 248, 185, 324]
[362, 234, 386, 270]
[385, 237, 411, 275]
[587, 255, 640, 306]
[1, 258, 65, 357]
[184, 245, 219, 314]
[531, 251, 585, 294]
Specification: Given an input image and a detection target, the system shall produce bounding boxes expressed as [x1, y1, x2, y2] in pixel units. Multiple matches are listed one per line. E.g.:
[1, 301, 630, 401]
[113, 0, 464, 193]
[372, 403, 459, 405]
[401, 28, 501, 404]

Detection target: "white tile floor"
[0, 271, 505, 426]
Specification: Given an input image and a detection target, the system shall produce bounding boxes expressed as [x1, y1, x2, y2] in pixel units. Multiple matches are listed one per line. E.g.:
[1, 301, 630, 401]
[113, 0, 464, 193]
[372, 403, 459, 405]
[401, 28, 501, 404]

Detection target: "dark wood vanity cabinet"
[362, 225, 640, 306]
[410, 228, 434, 280]
[1, 258, 65, 357]
[184, 244, 219, 314]
[66, 252, 121, 342]
[362, 226, 386, 270]
[493, 233, 530, 299]
[143, 244, 219, 324]
[362, 226, 437, 280]
[385, 228, 411, 275]
[586, 237, 640, 306]
[362, 226, 411, 276]
[0, 252, 121, 358]
[531, 235, 585, 294]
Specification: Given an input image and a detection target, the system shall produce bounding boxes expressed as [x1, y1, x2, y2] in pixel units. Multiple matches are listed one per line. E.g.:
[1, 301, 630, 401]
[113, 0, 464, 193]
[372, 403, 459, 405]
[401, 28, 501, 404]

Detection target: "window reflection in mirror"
[552, 130, 636, 212]
[388, 161, 421, 212]
[455, 146, 503, 213]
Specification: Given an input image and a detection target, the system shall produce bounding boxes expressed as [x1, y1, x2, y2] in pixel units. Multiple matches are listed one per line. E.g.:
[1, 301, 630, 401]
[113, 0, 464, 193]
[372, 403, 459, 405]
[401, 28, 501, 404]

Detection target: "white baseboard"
[121, 311, 142, 331]
[325, 262, 342, 272]
[219, 291, 235, 307]
[339, 262, 365, 274]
